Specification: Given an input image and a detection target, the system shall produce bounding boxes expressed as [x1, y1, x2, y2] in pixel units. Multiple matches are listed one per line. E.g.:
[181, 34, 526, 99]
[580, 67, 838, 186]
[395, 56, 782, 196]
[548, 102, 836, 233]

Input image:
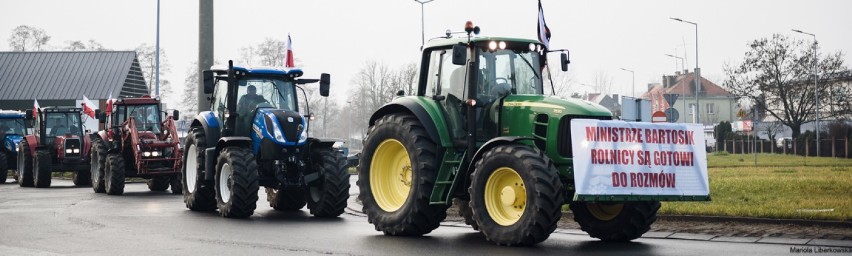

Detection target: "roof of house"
[644, 72, 734, 98]
[0, 51, 147, 100]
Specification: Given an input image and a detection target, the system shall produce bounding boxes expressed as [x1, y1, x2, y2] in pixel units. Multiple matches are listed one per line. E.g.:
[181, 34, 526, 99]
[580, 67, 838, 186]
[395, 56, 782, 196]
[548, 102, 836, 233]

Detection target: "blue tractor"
[182, 61, 349, 218]
[0, 110, 26, 184]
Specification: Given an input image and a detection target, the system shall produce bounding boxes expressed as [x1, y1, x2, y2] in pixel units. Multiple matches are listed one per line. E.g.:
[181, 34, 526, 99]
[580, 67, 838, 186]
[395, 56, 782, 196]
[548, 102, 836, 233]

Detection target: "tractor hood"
[254, 108, 308, 146]
[3, 134, 22, 153]
[501, 95, 613, 117]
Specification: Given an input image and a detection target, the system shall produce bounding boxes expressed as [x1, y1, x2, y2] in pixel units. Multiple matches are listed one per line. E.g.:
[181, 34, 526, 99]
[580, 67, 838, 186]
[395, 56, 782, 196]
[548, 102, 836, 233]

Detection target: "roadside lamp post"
[792, 29, 820, 156]
[670, 17, 700, 124]
[665, 54, 686, 123]
[619, 68, 635, 98]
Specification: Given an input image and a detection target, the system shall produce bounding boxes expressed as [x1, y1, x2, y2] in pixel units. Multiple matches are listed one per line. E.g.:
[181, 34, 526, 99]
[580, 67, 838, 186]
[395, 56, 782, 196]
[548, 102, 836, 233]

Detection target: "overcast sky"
[2, 0, 850, 108]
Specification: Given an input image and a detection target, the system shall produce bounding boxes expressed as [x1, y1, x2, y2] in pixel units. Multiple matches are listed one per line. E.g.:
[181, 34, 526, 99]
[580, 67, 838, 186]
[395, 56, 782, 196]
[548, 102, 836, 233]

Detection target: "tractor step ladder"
[429, 150, 464, 205]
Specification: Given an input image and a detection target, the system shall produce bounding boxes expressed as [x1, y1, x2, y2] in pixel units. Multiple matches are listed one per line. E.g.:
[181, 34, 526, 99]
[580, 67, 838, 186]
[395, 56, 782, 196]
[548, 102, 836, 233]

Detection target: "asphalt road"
[0, 177, 837, 256]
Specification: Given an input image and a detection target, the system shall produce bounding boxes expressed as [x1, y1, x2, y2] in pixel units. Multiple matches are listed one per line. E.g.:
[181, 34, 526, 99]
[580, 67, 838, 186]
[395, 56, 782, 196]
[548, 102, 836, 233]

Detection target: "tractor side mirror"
[396, 90, 405, 96]
[95, 110, 106, 124]
[172, 110, 180, 121]
[560, 52, 570, 72]
[452, 44, 467, 65]
[203, 70, 215, 94]
[319, 73, 330, 97]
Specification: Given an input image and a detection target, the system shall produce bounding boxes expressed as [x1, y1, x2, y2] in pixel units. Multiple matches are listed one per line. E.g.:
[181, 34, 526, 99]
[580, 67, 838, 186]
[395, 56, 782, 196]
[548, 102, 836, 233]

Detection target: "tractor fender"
[215, 136, 253, 151]
[369, 98, 441, 147]
[465, 136, 536, 176]
[306, 137, 336, 151]
[22, 135, 41, 157]
[190, 111, 221, 149]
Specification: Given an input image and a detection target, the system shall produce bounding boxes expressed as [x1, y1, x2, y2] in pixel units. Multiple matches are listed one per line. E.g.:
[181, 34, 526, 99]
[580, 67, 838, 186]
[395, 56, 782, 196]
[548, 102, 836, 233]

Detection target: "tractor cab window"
[237, 77, 297, 115]
[45, 112, 82, 140]
[477, 48, 543, 97]
[126, 104, 161, 134]
[0, 118, 26, 136]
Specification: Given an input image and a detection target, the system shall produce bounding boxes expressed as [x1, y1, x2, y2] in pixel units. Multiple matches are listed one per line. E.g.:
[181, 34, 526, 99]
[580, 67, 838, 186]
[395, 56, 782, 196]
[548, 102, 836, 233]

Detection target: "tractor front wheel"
[215, 147, 259, 218]
[305, 148, 349, 217]
[33, 150, 52, 188]
[267, 188, 306, 211]
[569, 201, 660, 242]
[359, 114, 447, 236]
[169, 174, 182, 194]
[469, 145, 563, 246]
[90, 139, 106, 193]
[182, 128, 216, 211]
[0, 151, 8, 184]
[72, 168, 91, 187]
[104, 153, 126, 195]
[17, 141, 34, 187]
[147, 176, 170, 191]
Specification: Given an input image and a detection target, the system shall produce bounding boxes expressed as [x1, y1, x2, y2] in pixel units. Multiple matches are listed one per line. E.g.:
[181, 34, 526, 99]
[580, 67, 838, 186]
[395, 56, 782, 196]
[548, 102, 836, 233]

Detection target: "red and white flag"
[285, 34, 295, 68]
[33, 99, 40, 118]
[81, 95, 97, 118]
[105, 92, 114, 115]
[537, 0, 551, 49]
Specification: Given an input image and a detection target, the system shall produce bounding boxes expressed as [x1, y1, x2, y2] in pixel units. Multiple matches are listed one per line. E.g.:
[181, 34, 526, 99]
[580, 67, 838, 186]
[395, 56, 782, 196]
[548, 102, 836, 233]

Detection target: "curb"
[657, 214, 852, 228]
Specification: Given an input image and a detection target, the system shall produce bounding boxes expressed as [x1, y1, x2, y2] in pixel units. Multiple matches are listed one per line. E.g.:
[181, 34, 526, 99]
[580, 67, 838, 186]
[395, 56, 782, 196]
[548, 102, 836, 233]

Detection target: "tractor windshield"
[477, 48, 543, 97]
[45, 112, 82, 139]
[0, 118, 25, 137]
[236, 77, 297, 114]
[126, 104, 161, 134]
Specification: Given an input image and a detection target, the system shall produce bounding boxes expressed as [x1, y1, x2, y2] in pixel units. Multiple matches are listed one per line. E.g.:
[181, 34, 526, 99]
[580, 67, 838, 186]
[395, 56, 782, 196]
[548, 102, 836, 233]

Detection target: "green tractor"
[359, 23, 685, 246]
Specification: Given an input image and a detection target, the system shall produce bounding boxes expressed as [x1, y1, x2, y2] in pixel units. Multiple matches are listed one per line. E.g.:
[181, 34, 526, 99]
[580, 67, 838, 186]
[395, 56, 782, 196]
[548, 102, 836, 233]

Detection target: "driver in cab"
[237, 85, 266, 116]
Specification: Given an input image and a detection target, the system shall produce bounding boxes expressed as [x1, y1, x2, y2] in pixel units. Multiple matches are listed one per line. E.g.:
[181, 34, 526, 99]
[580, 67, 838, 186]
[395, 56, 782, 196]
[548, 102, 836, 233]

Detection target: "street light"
[619, 68, 635, 98]
[665, 54, 686, 123]
[671, 17, 700, 124]
[414, 0, 435, 49]
[793, 29, 820, 156]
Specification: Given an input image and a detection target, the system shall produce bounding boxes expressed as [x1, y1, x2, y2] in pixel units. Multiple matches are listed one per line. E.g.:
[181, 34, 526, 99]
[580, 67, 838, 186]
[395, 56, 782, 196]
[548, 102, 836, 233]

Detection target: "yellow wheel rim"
[370, 139, 412, 212]
[587, 203, 624, 221]
[484, 167, 526, 226]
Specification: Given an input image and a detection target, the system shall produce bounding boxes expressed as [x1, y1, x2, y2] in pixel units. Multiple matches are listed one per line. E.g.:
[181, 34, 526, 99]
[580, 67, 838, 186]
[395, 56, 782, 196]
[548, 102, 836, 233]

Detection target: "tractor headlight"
[152, 151, 161, 157]
[143, 151, 151, 157]
[332, 141, 343, 149]
[66, 149, 73, 154]
[270, 118, 287, 143]
[73, 149, 80, 154]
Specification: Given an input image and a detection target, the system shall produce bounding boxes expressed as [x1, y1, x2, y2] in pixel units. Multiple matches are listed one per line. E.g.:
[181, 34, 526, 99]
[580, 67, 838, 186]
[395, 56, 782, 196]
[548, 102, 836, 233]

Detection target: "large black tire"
[182, 128, 216, 211]
[215, 147, 259, 218]
[72, 168, 91, 186]
[104, 153, 126, 195]
[0, 151, 8, 184]
[17, 141, 34, 187]
[90, 139, 106, 193]
[266, 188, 306, 211]
[305, 148, 350, 217]
[358, 114, 448, 236]
[33, 150, 52, 188]
[469, 145, 563, 246]
[147, 176, 170, 191]
[169, 174, 182, 194]
[453, 198, 479, 231]
[569, 201, 660, 242]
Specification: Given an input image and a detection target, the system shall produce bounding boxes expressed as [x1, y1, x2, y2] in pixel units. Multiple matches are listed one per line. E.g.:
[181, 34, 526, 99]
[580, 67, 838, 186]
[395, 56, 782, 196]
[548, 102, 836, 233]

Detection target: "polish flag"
[285, 34, 295, 68]
[105, 92, 113, 115]
[82, 95, 97, 118]
[33, 99, 40, 118]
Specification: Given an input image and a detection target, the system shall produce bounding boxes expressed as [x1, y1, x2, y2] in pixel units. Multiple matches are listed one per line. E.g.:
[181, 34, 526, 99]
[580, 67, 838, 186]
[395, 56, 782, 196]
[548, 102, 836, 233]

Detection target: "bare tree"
[255, 38, 287, 66]
[64, 39, 108, 51]
[545, 69, 577, 98]
[758, 121, 787, 142]
[8, 25, 50, 51]
[345, 61, 416, 136]
[180, 63, 199, 119]
[723, 34, 848, 138]
[592, 69, 614, 95]
[134, 43, 172, 99]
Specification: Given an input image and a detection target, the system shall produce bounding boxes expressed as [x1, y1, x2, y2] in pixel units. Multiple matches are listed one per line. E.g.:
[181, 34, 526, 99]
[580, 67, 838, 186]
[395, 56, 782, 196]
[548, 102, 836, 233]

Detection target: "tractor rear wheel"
[17, 141, 34, 187]
[0, 151, 8, 184]
[90, 139, 106, 193]
[183, 128, 216, 211]
[72, 168, 91, 186]
[34, 150, 52, 188]
[169, 174, 182, 194]
[105, 153, 126, 195]
[359, 114, 447, 236]
[569, 201, 660, 242]
[305, 148, 349, 217]
[147, 176, 170, 191]
[215, 147, 259, 218]
[266, 188, 306, 211]
[469, 145, 563, 246]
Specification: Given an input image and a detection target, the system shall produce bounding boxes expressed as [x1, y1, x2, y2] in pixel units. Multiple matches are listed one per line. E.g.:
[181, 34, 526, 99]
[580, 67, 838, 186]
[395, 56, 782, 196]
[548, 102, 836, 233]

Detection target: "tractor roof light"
[529, 43, 536, 51]
[463, 21, 481, 36]
[498, 41, 506, 50]
[488, 41, 498, 51]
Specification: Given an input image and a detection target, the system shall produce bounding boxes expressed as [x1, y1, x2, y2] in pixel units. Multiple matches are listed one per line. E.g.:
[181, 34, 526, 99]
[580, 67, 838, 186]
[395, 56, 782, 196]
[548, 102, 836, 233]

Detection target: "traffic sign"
[652, 111, 667, 123]
[665, 107, 679, 123]
[663, 94, 679, 106]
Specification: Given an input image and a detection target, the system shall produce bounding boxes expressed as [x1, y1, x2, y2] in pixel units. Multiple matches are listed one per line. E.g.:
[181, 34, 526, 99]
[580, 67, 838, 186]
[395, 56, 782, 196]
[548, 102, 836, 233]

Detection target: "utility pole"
[156, 0, 160, 96]
[198, 0, 214, 112]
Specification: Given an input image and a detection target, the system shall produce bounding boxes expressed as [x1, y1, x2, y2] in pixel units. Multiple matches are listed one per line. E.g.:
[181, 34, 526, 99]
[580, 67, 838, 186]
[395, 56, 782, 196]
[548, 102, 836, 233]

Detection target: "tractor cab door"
[424, 49, 467, 146]
[212, 78, 230, 136]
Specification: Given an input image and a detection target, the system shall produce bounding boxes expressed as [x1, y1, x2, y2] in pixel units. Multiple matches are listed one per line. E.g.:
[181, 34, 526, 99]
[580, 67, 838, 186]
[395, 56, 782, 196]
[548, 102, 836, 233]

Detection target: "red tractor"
[90, 95, 182, 195]
[18, 107, 91, 188]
